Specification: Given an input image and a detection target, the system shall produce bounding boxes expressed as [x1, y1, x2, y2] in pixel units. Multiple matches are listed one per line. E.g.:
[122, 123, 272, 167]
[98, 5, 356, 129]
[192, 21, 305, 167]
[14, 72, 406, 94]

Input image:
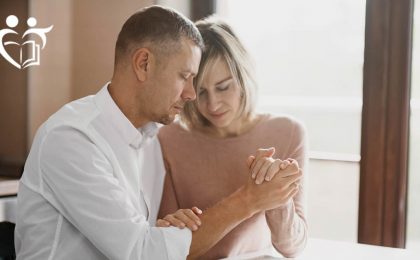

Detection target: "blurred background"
[0, 0, 418, 251]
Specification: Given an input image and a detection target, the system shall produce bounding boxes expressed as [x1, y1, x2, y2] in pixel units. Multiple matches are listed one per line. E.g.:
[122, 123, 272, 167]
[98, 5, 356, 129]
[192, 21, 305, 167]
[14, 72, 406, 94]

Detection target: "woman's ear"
[132, 48, 150, 82]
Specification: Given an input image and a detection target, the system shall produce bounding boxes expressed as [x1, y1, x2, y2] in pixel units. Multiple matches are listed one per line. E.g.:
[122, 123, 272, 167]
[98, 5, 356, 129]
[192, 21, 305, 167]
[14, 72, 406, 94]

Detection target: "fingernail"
[265, 176, 270, 181]
[255, 179, 261, 184]
[193, 225, 198, 231]
[252, 174, 256, 179]
[197, 221, 202, 226]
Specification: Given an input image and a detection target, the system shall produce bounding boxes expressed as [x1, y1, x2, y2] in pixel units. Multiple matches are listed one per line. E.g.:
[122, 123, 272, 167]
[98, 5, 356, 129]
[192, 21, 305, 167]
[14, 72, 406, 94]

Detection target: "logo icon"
[0, 15, 53, 69]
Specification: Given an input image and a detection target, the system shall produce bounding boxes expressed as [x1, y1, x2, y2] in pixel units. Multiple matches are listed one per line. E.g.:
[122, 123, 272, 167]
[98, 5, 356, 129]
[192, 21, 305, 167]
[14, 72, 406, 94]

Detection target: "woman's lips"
[209, 111, 227, 119]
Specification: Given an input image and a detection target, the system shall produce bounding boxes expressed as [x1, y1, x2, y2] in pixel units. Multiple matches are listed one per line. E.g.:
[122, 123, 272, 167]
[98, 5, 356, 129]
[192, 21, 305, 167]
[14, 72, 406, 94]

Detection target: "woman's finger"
[251, 157, 268, 179]
[192, 206, 203, 215]
[279, 160, 290, 170]
[156, 219, 170, 227]
[163, 214, 185, 229]
[250, 147, 275, 170]
[247, 155, 255, 168]
[265, 159, 281, 181]
[174, 211, 198, 231]
[183, 209, 201, 225]
[255, 158, 273, 184]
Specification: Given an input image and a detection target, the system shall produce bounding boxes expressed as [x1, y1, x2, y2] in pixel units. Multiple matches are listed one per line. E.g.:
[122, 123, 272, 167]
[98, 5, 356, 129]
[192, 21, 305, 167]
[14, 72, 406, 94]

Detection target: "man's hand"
[244, 165, 301, 211]
[185, 149, 301, 259]
[244, 148, 302, 211]
[156, 207, 202, 231]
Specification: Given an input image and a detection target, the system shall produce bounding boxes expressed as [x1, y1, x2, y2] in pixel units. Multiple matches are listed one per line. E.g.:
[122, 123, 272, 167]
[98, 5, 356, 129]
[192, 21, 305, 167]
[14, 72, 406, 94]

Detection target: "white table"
[222, 238, 419, 260]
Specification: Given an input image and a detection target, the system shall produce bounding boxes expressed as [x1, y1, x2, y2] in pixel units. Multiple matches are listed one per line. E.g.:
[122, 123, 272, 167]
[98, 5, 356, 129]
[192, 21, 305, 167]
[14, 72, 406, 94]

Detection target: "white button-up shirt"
[15, 84, 191, 260]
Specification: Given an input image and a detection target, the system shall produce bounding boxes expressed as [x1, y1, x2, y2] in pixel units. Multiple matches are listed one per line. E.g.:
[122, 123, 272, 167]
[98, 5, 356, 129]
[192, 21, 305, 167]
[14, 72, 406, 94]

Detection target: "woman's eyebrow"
[215, 76, 233, 86]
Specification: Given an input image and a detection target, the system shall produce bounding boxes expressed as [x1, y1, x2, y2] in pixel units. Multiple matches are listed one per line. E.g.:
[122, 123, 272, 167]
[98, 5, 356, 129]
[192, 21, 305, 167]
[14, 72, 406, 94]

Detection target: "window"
[216, 0, 366, 242]
[407, 0, 420, 250]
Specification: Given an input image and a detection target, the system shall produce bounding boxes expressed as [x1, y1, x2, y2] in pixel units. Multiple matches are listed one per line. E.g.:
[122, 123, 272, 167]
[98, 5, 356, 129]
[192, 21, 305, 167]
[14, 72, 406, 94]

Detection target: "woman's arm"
[265, 121, 308, 258]
[157, 159, 203, 232]
[158, 163, 181, 219]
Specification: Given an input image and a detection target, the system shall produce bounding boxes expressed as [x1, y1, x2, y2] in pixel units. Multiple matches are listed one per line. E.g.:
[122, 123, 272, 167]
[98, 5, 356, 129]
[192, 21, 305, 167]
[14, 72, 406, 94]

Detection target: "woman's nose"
[207, 92, 221, 112]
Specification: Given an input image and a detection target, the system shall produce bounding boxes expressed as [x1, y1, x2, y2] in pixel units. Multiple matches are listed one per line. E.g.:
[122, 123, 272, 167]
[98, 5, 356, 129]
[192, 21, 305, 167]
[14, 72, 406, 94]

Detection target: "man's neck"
[108, 80, 149, 129]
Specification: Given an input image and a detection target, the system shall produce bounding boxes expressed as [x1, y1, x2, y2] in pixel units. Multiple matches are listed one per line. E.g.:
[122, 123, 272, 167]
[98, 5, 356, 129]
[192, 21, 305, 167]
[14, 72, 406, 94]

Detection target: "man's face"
[146, 39, 201, 125]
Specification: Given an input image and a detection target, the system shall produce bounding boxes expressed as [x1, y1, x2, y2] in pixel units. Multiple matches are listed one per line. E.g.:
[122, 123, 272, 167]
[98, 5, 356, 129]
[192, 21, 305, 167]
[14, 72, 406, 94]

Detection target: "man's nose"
[182, 78, 196, 101]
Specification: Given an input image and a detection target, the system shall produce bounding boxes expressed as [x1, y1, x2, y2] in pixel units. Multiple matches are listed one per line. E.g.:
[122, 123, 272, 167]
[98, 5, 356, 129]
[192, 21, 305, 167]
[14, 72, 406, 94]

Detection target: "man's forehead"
[172, 41, 201, 69]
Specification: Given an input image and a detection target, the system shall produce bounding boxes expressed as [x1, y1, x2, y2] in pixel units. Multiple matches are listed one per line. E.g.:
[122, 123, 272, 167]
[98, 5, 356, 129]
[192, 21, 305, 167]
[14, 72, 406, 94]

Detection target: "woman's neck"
[197, 114, 261, 138]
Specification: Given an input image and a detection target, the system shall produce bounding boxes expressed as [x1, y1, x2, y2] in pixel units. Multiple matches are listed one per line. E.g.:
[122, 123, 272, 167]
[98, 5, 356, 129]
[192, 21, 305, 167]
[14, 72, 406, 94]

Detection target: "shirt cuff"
[161, 226, 192, 260]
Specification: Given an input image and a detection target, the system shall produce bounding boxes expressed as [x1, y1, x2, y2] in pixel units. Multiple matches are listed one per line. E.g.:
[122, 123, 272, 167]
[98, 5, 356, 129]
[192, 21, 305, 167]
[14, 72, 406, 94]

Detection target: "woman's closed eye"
[216, 84, 230, 91]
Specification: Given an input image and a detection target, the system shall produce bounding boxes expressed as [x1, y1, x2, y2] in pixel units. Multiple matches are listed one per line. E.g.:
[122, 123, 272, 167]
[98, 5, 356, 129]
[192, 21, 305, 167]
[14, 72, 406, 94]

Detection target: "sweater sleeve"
[265, 119, 308, 258]
[158, 156, 181, 219]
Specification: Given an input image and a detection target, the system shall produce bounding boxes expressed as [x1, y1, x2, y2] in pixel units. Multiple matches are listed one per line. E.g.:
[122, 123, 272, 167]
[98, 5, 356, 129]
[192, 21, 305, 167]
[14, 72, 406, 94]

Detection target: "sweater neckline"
[178, 113, 270, 143]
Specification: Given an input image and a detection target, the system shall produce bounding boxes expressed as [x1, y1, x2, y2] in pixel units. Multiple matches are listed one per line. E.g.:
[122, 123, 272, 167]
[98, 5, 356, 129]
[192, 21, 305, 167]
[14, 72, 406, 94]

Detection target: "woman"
[157, 17, 307, 259]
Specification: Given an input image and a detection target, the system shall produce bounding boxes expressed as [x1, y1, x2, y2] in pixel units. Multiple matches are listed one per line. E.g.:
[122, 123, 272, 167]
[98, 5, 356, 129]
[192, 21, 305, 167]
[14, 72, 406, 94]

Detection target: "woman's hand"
[247, 148, 299, 184]
[156, 207, 203, 231]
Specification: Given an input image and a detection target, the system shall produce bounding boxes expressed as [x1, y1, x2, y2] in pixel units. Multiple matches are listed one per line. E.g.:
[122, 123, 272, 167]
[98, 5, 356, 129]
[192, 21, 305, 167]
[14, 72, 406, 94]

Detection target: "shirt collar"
[94, 83, 159, 149]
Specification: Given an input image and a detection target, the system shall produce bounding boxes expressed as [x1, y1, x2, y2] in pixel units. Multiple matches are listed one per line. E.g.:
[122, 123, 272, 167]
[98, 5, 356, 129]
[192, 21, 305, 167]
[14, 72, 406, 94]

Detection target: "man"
[15, 5, 301, 259]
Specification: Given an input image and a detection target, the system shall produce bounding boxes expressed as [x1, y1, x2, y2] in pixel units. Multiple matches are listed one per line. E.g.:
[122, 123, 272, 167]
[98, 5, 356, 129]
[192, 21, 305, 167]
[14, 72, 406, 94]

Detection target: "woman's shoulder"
[158, 120, 198, 146]
[159, 120, 187, 137]
[257, 113, 307, 155]
[259, 113, 306, 134]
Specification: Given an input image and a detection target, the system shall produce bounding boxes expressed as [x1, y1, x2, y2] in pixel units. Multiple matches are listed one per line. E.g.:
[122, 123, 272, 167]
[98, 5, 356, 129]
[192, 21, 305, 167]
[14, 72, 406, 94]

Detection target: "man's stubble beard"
[158, 114, 175, 125]
[155, 108, 178, 125]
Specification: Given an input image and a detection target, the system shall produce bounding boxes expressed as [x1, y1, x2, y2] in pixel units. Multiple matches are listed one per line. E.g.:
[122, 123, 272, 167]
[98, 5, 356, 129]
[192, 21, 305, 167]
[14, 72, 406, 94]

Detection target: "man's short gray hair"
[114, 5, 204, 67]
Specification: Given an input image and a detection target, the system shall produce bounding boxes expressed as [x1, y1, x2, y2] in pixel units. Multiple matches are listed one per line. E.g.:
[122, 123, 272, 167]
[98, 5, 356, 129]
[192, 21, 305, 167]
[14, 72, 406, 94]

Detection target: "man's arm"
[40, 126, 190, 259]
[187, 162, 302, 259]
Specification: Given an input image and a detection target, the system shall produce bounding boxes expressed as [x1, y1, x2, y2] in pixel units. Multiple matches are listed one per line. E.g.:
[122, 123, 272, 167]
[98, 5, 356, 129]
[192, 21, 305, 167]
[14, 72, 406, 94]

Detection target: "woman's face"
[196, 57, 243, 135]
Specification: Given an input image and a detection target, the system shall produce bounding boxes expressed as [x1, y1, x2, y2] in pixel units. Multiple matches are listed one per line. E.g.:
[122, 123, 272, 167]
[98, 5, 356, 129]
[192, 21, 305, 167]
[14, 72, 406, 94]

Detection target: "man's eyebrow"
[181, 70, 197, 77]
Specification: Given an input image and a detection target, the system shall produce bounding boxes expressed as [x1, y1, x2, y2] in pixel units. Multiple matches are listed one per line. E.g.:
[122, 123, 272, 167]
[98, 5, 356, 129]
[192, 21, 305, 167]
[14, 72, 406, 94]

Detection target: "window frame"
[358, 0, 413, 248]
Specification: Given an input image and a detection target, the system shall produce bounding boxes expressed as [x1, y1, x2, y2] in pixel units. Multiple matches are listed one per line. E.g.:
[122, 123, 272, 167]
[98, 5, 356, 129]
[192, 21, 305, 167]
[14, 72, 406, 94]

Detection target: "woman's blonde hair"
[181, 16, 257, 129]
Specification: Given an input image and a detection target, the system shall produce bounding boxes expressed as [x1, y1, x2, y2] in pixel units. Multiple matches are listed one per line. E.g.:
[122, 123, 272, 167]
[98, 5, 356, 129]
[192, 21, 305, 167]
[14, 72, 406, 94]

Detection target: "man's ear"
[132, 48, 151, 82]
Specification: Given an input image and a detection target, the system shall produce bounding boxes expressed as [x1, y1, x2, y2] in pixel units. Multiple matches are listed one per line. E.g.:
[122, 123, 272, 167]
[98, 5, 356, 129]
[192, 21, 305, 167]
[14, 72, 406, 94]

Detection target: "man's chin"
[158, 114, 176, 125]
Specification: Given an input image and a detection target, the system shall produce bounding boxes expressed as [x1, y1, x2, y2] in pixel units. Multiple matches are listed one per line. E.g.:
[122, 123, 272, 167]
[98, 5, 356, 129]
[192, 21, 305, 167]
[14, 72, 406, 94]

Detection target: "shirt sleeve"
[39, 125, 191, 260]
[265, 120, 308, 258]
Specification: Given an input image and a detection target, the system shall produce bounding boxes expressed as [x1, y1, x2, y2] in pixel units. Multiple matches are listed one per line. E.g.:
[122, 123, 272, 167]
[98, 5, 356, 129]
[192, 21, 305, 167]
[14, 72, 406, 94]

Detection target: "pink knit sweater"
[158, 114, 308, 259]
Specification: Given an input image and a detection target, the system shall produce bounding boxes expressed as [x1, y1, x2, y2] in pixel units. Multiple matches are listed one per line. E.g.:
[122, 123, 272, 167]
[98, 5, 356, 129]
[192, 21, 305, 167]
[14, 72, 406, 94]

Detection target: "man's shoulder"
[45, 95, 99, 132]
[29, 95, 101, 151]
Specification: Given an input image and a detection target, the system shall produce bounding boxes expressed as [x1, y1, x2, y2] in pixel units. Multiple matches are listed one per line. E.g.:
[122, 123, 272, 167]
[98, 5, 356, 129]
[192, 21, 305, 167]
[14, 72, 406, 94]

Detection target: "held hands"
[244, 147, 302, 211]
[247, 147, 300, 185]
[157, 148, 302, 230]
[156, 207, 202, 231]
